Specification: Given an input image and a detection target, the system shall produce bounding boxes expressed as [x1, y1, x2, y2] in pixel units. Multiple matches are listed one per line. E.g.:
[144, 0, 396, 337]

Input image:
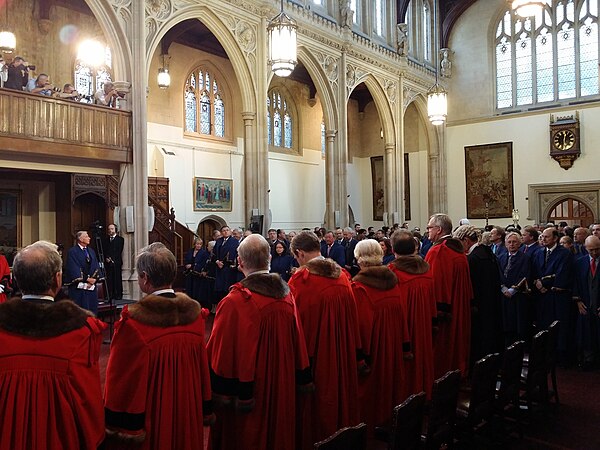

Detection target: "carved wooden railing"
[0, 88, 132, 164]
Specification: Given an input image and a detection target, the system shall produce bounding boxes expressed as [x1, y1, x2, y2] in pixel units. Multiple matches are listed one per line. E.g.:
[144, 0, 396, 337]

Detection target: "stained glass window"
[74, 45, 112, 103]
[184, 67, 226, 138]
[495, 0, 599, 109]
[321, 120, 326, 159]
[267, 88, 296, 151]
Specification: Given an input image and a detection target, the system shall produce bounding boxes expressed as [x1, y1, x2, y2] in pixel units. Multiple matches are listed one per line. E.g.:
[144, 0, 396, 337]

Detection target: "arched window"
[184, 66, 226, 138]
[321, 119, 326, 159]
[406, 0, 434, 65]
[74, 46, 112, 102]
[267, 88, 298, 153]
[548, 197, 595, 227]
[495, 0, 599, 109]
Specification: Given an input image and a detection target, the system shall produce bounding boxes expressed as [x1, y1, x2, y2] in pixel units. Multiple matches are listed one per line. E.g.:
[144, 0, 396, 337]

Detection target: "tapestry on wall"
[193, 177, 232, 212]
[464, 142, 514, 219]
[371, 156, 384, 221]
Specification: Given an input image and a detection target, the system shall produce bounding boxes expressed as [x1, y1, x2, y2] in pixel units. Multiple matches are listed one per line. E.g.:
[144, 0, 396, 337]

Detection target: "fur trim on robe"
[390, 255, 430, 275]
[353, 266, 398, 291]
[127, 292, 201, 327]
[304, 258, 341, 279]
[0, 298, 91, 337]
[239, 273, 289, 299]
[436, 236, 464, 254]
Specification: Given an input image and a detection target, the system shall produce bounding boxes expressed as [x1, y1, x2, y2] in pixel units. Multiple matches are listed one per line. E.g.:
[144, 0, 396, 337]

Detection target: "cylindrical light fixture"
[511, 0, 547, 17]
[427, 0, 447, 126]
[427, 83, 448, 126]
[157, 67, 170, 89]
[0, 31, 16, 53]
[267, 0, 297, 77]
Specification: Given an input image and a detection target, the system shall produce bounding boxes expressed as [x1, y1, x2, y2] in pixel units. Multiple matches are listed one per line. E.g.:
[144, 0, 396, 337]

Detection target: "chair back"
[497, 341, 525, 407]
[389, 392, 426, 450]
[467, 353, 501, 422]
[425, 369, 461, 449]
[527, 330, 548, 378]
[314, 423, 367, 450]
[545, 320, 560, 370]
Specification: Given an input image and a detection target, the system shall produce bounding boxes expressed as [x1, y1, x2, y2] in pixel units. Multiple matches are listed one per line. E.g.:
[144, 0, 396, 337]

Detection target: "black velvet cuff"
[105, 408, 145, 431]
[203, 400, 213, 416]
[437, 302, 451, 313]
[210, 367, 254, 401]
[402, 341, 411, 353]
[296, 366, 313, 386]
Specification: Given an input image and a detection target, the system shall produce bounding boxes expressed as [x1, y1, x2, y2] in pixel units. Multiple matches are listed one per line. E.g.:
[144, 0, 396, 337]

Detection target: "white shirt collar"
[467, 242, 478, 255]
[22, 294, 54, 302]
[151, 288, 175, 296]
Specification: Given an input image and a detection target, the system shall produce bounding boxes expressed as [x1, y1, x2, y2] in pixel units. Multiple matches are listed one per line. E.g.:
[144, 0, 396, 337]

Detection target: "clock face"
[553, 129, 576, 151]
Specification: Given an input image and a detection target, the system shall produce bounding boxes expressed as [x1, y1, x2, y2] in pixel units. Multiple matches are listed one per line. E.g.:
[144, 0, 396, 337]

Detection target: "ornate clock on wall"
[549, 113, 580, 170]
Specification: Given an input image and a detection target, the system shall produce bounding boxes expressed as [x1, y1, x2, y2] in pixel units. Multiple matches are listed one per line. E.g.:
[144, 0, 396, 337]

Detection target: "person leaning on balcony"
[26, 73, 53, 96]
[94, 81, 119, 107]
[56, 83, 81, 101]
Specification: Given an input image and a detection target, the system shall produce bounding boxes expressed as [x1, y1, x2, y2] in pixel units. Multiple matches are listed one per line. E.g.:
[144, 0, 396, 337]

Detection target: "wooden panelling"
[0, 88, 132, 165]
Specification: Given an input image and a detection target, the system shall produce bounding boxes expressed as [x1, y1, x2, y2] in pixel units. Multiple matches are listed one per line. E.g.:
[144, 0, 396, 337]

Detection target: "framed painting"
[371, 156, 384, 221]
[0, 190, 21, 265]
[193, 177, 233, 212]
[465, 142, 514, 219]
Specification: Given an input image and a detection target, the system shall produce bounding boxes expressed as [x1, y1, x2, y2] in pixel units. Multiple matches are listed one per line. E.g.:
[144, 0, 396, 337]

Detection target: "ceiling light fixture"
[267, 0, 298, 77]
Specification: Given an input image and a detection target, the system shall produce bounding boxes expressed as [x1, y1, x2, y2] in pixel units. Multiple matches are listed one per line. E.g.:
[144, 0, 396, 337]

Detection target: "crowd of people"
[0, 213, 598, 449]
[0, 54, 121, 106]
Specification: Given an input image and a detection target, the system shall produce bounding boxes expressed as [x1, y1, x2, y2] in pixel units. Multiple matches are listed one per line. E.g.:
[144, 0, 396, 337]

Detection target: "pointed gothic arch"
[146, 8, 256, 114]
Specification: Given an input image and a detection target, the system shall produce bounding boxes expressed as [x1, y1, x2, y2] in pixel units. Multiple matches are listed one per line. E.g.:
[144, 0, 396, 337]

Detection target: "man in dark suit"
[65, 230, 99, 314]
[342, 227, 359, 276]
[573, 235, 600, 369]
[520, 225, 540, 256]
[532, 227, 574, 365]
[213, 225, 239, 302]
[499, 231, 532, 345]
[573, 226, 590, 257]
[321, 231, 345, 267]
[103, 223, 124, 300]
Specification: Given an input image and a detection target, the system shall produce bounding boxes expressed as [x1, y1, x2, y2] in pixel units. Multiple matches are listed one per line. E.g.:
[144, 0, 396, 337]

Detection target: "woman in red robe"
[351, 239, 411, 434]
[0, 254, 11, 303]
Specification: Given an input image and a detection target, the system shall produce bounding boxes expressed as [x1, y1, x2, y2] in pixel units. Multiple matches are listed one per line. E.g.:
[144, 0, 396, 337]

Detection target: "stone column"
[325, 130, 337, 228]
[429, 126, 447, 214]
[334, 50, 349, 228]
[384, 142, 396, 225]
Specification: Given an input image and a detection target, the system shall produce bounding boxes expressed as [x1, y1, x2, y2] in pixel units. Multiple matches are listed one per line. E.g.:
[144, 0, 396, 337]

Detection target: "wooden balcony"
[0, 88, 132, 166]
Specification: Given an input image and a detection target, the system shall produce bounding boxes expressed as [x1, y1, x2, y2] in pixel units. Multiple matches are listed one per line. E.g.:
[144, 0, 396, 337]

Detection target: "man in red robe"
[388, 230, 437, 398]
[289, 231, 363, 449]
[351, 239, 411, 433]
[207, 234, 312, 450]
[0, 241, 105, 450]
[104, 242, 214, 450]
[425, 214, 473, 378]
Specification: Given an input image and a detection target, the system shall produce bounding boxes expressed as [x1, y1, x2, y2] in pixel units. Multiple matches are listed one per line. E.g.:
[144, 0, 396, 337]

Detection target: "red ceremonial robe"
[388, 255, 437, 398]
[351, 265, 411, 433]
[288, 258, 362, 450]
[0, 298, 105, 450]
[425, 238, 473, 378]
[207, 273, 312, 450]
[104, 293, 213, 450]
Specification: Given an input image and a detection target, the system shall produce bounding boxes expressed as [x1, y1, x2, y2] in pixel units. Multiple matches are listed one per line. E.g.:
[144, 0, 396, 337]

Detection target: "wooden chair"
[496, 341, 525, 437]
[314, 423, 367, 450]
[545, 320, 560, 404]
[386, 391, 427, 450]
[422, 369, 461, 450]
[456, 353, 502, 439]
[521, 330, 548, 410]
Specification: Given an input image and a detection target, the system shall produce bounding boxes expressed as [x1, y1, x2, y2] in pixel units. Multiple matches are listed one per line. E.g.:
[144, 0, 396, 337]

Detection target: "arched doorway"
[547, 197, 595, 227]
[197, 216, 226, 245]
[72, 192, 107, 252]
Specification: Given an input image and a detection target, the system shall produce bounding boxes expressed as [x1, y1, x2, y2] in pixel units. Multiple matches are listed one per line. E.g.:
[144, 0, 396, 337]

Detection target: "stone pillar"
[334, 50, 349, 228]
[325, 130, 337, 228]
[384, 142, 396, 226]
[429, 126, 447, 213]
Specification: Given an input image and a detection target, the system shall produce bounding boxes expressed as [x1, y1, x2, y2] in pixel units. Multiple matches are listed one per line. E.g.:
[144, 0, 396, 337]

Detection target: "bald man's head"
[238, 234, 271, 273]
[585, 235, 600, 260]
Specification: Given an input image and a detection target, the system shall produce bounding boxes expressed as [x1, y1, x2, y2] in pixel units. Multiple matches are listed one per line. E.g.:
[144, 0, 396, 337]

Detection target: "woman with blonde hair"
[351, 239, 411, 435]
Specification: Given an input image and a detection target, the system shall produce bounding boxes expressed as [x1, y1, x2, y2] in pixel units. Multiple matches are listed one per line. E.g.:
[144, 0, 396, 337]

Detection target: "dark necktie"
[84, 247, 90, 263]
[545, 249, 551, 266]
[504, 254, 514, 278]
